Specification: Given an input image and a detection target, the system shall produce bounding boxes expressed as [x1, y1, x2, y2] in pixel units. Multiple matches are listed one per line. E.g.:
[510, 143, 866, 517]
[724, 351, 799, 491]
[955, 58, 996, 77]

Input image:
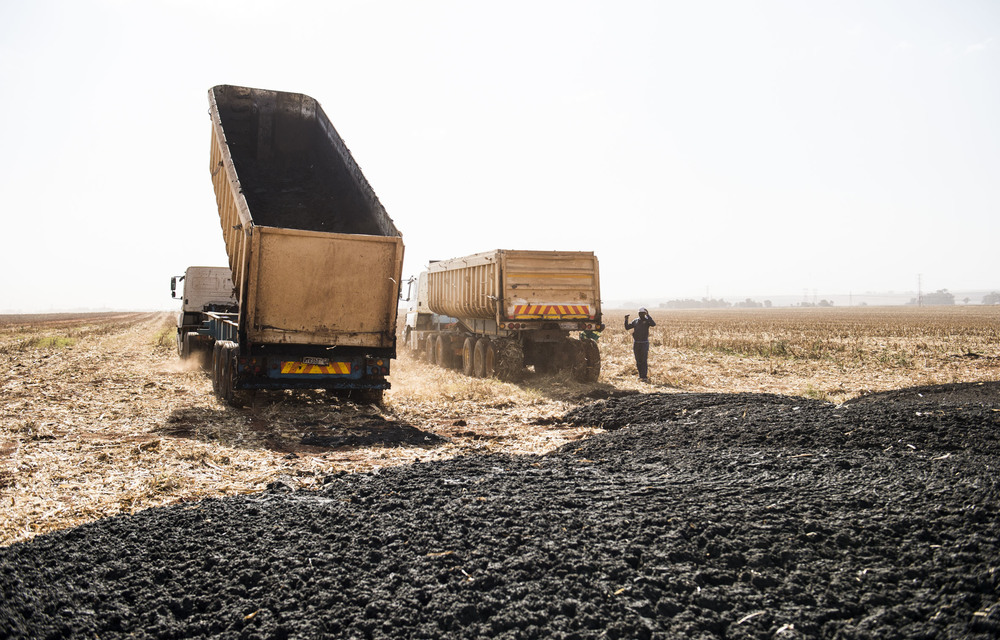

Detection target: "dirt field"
[1, 308, 998, 637]
[1, 307, 997, 546]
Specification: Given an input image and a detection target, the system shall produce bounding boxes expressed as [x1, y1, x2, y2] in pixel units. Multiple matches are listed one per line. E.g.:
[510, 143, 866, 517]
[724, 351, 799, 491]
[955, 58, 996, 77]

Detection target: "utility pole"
[918, 274, 923, 307]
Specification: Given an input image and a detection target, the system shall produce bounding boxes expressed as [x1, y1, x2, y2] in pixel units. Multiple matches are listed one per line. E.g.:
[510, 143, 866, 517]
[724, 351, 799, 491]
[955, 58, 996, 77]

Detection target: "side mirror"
[170, 275, 184, 299]
[401, 276, 417, 302]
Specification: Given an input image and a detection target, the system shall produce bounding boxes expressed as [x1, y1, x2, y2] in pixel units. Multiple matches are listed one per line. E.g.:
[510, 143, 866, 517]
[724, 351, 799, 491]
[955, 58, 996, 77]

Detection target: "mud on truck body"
[404, 249, 603, 382]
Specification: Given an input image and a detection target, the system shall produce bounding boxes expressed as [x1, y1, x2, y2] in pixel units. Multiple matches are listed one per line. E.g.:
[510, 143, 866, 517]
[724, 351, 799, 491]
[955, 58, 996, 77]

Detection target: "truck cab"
[170, 266, 237, 363]
[403, 272, 457, 352]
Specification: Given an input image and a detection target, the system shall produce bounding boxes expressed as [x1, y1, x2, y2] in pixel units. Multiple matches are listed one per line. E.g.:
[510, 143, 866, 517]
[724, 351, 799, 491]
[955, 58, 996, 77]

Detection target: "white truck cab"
[170, 266, 237, 361]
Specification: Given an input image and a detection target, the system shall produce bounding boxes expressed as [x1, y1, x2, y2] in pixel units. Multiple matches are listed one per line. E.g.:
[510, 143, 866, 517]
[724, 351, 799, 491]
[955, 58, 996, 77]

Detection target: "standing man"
[625, 307, 656, 381]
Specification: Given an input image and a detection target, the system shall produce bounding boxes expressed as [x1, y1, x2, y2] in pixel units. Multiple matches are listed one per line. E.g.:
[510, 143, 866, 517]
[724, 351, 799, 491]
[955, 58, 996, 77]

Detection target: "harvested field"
[1, 308, 999, 638]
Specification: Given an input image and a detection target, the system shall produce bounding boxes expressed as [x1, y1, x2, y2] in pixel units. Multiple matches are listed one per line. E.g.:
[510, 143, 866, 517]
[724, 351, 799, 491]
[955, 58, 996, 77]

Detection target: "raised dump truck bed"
[201, 85, 404, 405]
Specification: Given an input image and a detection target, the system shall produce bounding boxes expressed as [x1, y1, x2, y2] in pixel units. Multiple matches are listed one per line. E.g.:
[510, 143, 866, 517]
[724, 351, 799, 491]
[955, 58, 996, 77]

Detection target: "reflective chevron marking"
[280, 361, 351, 375]
[511, 304, 591, 318]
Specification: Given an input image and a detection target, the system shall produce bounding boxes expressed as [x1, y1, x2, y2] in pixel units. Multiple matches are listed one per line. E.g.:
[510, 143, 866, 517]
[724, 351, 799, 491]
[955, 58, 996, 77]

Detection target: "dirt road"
[0, 312, 599, 545]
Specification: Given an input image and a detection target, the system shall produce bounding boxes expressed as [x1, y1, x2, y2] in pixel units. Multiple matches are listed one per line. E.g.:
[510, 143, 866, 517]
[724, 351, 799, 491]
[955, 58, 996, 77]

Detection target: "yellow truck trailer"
[404, 250, 603, 381]
[196, 85, 404, 405]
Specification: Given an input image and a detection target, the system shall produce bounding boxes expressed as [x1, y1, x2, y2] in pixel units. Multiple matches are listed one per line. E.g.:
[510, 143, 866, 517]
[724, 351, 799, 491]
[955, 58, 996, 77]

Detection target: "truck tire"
[435, 335, 452, 368]
[218, 341, 250, 408]
[462, 337, 477, 376]
[474, 338, 496, 378]
[211, 341, 225, 396]
[494, 339, 524, 382]
[177, 330, 187, 358]
[222, 343, 235, 403]
[425, 334, 437, 364]
[574, 338, 601, 383]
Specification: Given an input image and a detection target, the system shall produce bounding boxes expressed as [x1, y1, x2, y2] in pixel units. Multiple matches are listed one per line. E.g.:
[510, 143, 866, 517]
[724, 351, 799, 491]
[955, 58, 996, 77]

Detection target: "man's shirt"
[625, 316, 656, 342]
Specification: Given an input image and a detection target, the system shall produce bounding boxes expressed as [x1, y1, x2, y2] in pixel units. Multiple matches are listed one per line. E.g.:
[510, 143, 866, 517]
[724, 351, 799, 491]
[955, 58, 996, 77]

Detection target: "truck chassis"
[405, 317, 601, 382]
[201, 313, 391, 406]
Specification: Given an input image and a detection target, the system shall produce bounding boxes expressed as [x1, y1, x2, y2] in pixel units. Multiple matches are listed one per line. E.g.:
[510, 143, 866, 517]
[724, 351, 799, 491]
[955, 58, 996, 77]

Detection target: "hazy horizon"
[2, 1, 997, 313]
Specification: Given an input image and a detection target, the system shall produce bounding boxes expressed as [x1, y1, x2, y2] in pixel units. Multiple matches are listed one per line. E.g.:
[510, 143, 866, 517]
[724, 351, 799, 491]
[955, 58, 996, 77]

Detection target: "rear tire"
[474, 338, 496, 378]
[425, 334, 437, 364]
[218, 341, 250, 408]
[578, 338, 601, 382]
[211, 341, 224, 396]
[462, 337, 477, 376]
[435, 334, 452, 368]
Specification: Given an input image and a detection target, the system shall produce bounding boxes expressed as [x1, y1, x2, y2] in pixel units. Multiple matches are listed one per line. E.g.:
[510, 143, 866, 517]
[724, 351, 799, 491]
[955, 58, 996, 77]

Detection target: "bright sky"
[1, 0, 997, 312]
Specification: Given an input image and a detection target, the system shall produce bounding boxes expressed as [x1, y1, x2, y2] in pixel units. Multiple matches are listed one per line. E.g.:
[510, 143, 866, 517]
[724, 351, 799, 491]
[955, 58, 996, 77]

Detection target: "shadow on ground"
[157, 390, 447, 454]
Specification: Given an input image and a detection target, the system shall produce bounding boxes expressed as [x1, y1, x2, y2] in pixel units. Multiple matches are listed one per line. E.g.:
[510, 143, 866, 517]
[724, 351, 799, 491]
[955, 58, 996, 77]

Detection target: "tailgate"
[501, 251, 601, 321]
[246, 227, 404, 347]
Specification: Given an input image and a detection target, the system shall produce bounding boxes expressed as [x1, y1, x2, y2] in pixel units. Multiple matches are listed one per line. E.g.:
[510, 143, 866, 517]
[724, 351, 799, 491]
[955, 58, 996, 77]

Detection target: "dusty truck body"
[170, 266, 237, 365]
[404, 250, 603, 381]
[201, 84, 404, 405]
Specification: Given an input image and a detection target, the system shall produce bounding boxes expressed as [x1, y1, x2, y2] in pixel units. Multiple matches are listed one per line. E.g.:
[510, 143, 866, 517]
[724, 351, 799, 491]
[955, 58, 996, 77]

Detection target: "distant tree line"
[908, 289, 955, 305]
[797, 300, 834, 308]
[655, 290, 1000, 309]
[659, 298, 773, 309]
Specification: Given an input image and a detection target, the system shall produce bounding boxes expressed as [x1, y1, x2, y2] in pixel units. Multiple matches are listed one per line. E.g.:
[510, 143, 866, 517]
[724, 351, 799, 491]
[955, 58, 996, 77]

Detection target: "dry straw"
[2, 306, 998, 545]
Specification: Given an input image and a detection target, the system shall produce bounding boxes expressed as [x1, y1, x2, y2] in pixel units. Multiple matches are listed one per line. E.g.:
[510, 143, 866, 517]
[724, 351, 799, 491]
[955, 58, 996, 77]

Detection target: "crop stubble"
[1, 307, 998, 546]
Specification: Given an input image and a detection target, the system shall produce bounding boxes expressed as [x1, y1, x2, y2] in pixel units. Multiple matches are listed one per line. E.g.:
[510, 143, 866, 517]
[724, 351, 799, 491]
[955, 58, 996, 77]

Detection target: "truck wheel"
[177, 330, 187, 358]
[223, 343, 236, 403]
[435, 335, 452, 368]
[425, 334, 438, 364]
[211, 341, 224, 395]
[219, 341, 250, 408]
[474, 338, 496, 378]
[573, 338, 601, 383]
[462, 337, 477, 376]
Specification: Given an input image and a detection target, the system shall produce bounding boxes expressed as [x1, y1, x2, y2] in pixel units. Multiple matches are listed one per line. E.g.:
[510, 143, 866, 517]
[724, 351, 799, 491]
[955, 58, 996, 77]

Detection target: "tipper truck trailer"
[404, 249, 603, 382]
[194, 84, 404, 406]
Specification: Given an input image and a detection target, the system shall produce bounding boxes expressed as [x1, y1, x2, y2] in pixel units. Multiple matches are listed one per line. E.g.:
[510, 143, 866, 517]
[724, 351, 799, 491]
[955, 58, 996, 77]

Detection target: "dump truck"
[170, 266, 237, 367]
[194, 84, 404, 406]
[404, 250, 603, 382]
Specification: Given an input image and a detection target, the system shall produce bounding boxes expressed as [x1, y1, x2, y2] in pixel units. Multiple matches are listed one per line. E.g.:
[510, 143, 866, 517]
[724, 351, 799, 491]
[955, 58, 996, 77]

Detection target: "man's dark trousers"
[633, 340, 649, 379]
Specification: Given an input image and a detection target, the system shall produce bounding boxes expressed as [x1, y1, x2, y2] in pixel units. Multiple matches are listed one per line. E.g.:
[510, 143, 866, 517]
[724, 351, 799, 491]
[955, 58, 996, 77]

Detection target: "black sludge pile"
[3, 383, 999, 639]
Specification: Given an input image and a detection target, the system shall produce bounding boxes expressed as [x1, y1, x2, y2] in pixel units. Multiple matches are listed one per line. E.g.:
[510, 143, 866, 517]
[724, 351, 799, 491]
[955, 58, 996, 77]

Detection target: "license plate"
[302, 357, 329, 366]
